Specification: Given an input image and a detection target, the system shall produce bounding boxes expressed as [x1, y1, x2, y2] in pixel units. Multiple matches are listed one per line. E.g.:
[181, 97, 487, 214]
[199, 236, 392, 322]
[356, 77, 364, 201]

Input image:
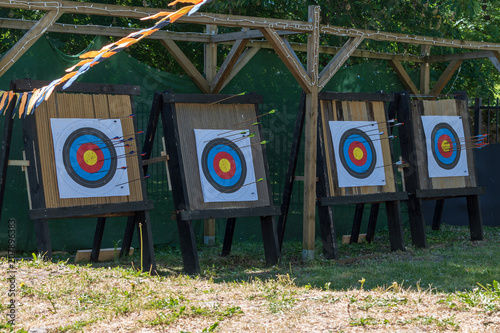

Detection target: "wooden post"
[420, 45, 431, 94]
[302, 6, 320, 260]
[204, 24, 218, 244]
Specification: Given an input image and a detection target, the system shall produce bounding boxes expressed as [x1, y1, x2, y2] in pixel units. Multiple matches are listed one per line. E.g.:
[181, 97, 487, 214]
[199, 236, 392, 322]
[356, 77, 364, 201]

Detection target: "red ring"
[348, 141, 367, 167]
[213, 151, 236, 179]
[437, 134, 453, 158]
[76, 143, 104, 173]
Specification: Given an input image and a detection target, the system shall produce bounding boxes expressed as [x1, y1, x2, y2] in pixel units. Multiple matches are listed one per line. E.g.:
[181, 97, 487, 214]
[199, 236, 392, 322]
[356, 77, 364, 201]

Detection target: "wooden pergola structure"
[1, 0, 500, 258]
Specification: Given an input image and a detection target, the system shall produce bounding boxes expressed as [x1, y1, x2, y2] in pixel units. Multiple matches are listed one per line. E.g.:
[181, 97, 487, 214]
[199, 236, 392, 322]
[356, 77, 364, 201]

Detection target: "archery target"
[421, 116, 469, 178]
[50, 118, 130, 198]
[329, 121, 386, 187]
[194, 129, 257, 202]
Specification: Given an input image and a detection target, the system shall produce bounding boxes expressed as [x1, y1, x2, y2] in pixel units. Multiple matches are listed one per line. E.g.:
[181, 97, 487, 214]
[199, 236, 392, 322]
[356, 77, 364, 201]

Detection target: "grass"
[0, 224, 499, 332]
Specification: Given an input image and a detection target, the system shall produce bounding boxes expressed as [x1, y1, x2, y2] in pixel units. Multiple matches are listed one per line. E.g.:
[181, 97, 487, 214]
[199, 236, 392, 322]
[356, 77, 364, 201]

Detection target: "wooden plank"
[12, 79, 140, 95]
[320, 192, 408, 205]
[161, 39, 209, 94]
[7, 160, 30, 167]
[212, 29, 299, 43]
[416, 187, 485, 199]
[162, 92, 263, 104]
[90, 217, 106, 262]
[205, 25, 218, 84]
[466, 195, 483, 241]
[489, 52, 500, 72]
[342, 234, 366, 244]
[203, 219, 216, 245]
[179, 206, 280, 220]
[318, 92, 394, 102]
[76, 247, 134, 262]
[260, 27, 312, 93]
[430, 60, 463, 95]
[350, 204, 364, 244]
[29, 201, 154, 220]
[428, 51, 495, 63]
[211, 38, 249, 94]
[318, 36, 364, 89]
[432, 199, 445, 230]
[0, 10, 62, 76]
[389, 60, 420, 95]
[0, 96, 17, 225]
[260, 215, 280, 265]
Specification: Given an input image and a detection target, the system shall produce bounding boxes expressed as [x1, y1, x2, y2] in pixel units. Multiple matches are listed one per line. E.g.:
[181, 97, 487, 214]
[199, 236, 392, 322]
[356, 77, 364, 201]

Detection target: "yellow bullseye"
[83, 150, 98, 166]
[441, 140, 451, 152]
[353, 147, 364, 161]
[219, 158, 231, 173]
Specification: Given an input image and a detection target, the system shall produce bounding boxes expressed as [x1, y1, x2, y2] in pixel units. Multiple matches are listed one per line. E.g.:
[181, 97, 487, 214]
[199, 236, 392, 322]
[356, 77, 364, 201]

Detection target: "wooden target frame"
[393, 91, 484, 248]
[278, 92, 406, 260]
[144, 92, 279, 274]
[15, 80, 156, 271]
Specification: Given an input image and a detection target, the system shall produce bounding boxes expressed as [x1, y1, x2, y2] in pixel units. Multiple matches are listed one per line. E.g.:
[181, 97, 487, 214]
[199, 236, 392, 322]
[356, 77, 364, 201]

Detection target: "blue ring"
[433, 128, 457, 165]
[342, 134, 373, 174]
[69, 135, 112, 181]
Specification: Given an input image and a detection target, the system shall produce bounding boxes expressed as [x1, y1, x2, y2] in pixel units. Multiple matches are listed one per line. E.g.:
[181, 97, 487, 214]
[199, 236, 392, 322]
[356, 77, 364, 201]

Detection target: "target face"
[329, 121, 386, 187]
[51, 118, 130, 198]
[421, 116, 469, 178]
[194, 129, 257, 202]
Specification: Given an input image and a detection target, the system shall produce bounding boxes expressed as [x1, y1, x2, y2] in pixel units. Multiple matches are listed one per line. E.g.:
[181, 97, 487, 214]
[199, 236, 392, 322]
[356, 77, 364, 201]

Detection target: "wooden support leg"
[466, 195, 483, 241]
[260, 216, 280, 265]
[90, 217, 106, 262]
[135, 211, 157, 273]
[385, 201, 405, 251]
[0, 100, 15, 223]
[120, 216, 135, 257]
[177, 219, 200, 274]
[366, 203, 380, 243]
[432, 199, 445, 230]
[34, 219, 52, 260]
[221, 218, 236, 257]
[350, 204, 364, 244]
[317, 205, 338, 259]
[407, 195, 428, 248]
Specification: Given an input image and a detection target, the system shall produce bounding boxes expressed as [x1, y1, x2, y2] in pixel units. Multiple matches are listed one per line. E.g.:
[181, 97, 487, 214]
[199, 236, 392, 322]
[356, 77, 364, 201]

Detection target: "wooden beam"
[2, 1, 500, 50]
[302, 6, 320, 260]
[0, 10, 62, 76]
[0, 0, 313, 32]
[211, 38, 249, 94]
[489, 52, 500, 73]
[0, 18, 211, 43]
[245, 40, 424, 62]
[212, 29, 299, 43]
[389, 60, 419, 95]
[321, 25, 500, 51]
[318, 36, 364, 89]
[161, 39, 210, 94]
[430, 59, 463, 95]
[220, 47, 260, 91]
[427, 51, 495, 63]
[260, 27, 312, 93]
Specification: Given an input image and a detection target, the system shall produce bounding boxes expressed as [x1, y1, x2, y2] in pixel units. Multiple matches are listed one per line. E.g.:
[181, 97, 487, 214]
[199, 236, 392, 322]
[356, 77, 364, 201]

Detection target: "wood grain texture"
[320, 99, 398, 196]
[411, 99, 476, 190]
[34, 93, 143, 209]
[174, 103, 271, 210]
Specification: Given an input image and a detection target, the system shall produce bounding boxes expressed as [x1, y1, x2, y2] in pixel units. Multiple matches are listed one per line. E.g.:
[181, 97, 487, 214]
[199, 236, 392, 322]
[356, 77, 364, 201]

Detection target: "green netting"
[0, 36, 414, 252]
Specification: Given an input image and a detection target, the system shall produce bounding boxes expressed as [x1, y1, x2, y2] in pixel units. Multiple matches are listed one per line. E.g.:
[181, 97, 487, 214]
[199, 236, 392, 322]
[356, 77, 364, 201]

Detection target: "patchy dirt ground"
[1, 259, 499, 333]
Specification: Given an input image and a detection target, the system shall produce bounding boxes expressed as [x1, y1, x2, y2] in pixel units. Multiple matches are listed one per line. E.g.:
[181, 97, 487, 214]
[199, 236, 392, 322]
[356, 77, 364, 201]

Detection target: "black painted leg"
[91, 217, 106, 262]
[407, 195, 427, 248]
[177, 219, 200, 275]
[120, 216, 135, 257]
[466, 195, 483, 241]
[366, 203, 380, 243]
[260, 216, 280, 266]
[34, 219, 52, 260]
[350, 204, 364, 244]
[135, 211, 157, 274]
[317, 205, 338, 259]
[432, 199, 445, 231]
[221, 218, 236, 257]
[385, 201, 405, 251]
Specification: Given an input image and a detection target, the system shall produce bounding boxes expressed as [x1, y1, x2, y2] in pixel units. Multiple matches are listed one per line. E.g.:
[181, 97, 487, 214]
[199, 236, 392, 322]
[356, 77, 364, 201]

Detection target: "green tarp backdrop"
[0, 36, 413, 253]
